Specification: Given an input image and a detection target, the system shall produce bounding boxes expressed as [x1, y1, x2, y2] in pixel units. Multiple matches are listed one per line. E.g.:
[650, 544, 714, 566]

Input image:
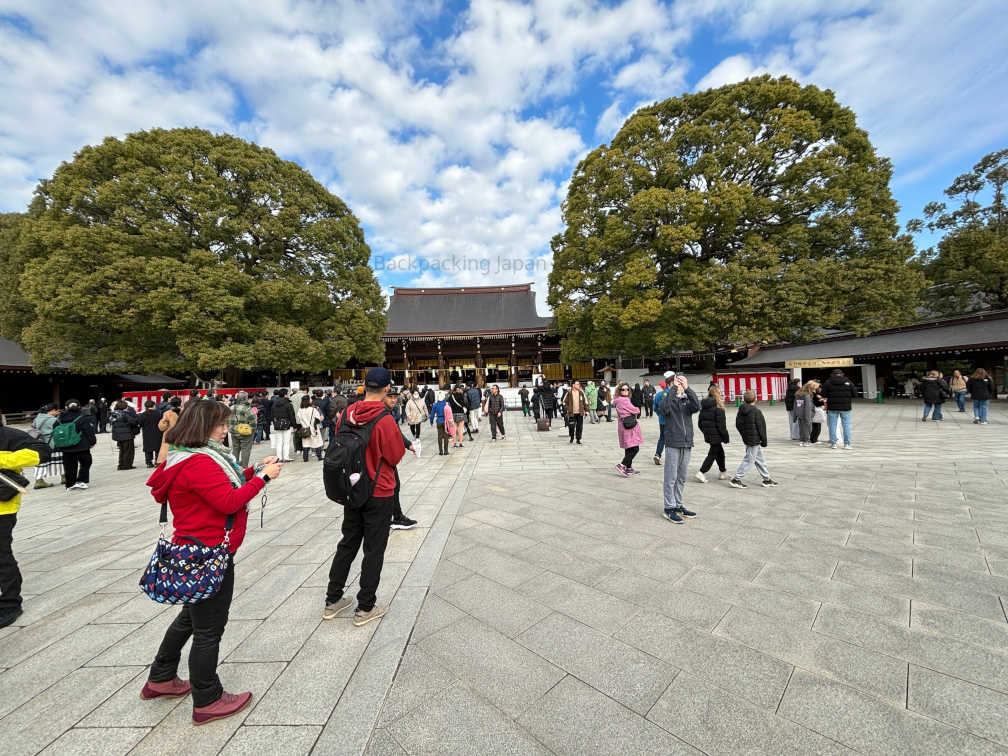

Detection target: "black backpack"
[323, 410, 390, 509]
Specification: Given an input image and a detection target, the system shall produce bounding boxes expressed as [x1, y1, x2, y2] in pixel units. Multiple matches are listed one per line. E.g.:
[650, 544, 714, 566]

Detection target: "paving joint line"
[323, 441, 485, 756]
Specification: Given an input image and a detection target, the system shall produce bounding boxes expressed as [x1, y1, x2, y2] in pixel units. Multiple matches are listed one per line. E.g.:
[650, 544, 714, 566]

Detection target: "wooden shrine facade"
[381, 283, 558, 387]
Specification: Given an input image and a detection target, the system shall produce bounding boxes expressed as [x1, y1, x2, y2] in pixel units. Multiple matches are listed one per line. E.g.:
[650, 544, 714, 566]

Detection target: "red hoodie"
[336, 400, 404, 497]
[146, 453, 264, 553]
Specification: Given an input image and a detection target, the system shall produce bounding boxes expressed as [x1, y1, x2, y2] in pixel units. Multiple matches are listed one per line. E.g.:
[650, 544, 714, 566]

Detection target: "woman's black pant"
[63, 450, 92, 487]
[409, 423, 421, 439]
[810, 422, 822, 443]
[302, 446, 322, 461]
[117, 439, 135, 469]
[700, 442, 726, 473]
[149, 556, 234, 708]
[644, 402, 653, 417]
[621, 446, 639, 468]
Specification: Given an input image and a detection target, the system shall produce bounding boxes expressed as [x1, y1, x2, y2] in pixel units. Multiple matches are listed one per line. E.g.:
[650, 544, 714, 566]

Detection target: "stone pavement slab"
[3, 401, 1008, 753]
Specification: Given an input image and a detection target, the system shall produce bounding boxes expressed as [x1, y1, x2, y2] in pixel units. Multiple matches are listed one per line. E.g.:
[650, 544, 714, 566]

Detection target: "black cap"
[365, 367, 391, 389]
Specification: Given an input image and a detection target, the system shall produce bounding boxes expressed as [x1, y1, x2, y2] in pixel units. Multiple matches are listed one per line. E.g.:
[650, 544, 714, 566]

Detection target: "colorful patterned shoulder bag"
[139, 500, 233, 604]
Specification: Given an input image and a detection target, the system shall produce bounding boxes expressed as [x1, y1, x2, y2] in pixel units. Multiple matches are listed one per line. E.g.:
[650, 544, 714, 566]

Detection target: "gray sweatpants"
[734, 445, 770, 481]
[662, 447, 691, 513]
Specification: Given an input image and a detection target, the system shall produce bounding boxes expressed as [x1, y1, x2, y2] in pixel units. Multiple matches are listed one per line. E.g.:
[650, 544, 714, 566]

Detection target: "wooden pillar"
[509, 337, 518, 388]
[475, 337, 485, 388]
[436, 339, 448, 388]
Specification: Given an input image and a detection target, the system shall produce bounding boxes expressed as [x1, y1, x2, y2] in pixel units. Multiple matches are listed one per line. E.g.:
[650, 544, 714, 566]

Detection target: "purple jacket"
[614, 396, 642, 449]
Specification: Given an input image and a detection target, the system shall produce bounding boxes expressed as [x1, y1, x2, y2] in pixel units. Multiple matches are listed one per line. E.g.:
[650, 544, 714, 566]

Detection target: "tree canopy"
[548, 75, 923, 361]
[0, 128, 385, 374]
[908, 148, 1008, 314]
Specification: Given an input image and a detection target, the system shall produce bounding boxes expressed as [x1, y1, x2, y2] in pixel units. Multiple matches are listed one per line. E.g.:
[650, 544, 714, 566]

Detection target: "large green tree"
[549, 75, 923, 360]
[1, 128, 385, 373]
[908, 148, 1008, 314]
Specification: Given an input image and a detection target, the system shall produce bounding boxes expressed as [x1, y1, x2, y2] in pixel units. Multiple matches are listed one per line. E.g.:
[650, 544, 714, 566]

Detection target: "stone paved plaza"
[2, 400, 1008, 754]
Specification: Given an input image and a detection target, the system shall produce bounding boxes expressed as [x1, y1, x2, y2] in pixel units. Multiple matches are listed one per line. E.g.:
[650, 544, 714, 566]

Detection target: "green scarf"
[169, 439, 245, 488]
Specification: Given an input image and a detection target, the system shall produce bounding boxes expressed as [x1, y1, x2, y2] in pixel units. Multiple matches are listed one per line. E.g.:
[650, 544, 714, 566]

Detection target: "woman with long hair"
[793, 381, 817, 446]
[613, 382, 642, 476]
[143, 400, 282, 724]
[967, 368, 995, 424]
[448, 385, 469, 448]
[696, 386, 729, 482]
[296, 395, 324, 461]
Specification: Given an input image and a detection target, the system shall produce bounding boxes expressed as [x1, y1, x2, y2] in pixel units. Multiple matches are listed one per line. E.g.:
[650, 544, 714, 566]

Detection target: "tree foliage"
[1, 128, 385, 373]
[548, 75, 924, 360]
[908, 149, 1008, 313]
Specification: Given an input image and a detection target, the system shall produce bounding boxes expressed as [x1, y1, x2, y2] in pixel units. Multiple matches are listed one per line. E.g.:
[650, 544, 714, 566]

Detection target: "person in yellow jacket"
[0, 425, 46, 627]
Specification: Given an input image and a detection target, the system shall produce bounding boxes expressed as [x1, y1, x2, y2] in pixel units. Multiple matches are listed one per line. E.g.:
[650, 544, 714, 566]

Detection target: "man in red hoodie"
[323, 367, 405, 626]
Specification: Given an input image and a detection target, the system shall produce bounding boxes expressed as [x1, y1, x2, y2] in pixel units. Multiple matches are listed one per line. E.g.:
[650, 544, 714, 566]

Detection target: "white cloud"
[690, 2, 1008, 185]
[1, 0, 1005, 321]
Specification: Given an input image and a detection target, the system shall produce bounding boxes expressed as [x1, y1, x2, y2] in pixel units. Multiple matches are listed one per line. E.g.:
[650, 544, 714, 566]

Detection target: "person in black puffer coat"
[111, 400, 142, 470]
[920, 371, 949, 422]
[820, 369, 857, 448]
[966, 368, 996, 424]
[696, 386, 729, 482]
[730, 391, 776, 488]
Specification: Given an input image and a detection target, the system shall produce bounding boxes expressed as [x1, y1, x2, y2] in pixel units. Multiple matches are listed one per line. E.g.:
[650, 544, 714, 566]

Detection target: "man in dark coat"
[820, 369, 857, 449]
[138, 400, 164, 468]
[96, 398, 110, 433]
[658, 374, 701, 522]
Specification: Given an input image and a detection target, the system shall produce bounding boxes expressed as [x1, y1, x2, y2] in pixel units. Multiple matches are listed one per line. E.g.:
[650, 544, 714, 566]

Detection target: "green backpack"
[51, 418, 82, 449]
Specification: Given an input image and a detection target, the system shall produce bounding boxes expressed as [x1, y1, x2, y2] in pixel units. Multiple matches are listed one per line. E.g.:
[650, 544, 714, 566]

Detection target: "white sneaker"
[843, 444, 851, 450]
[695, 471, 707, 483]
[799, 442, 808, 447]
[830, 443, 838, 449]
[72, 482, 88, 490]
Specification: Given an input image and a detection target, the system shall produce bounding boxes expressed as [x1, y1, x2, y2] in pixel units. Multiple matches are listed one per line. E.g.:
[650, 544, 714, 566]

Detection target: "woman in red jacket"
[141, 400, 283, 725]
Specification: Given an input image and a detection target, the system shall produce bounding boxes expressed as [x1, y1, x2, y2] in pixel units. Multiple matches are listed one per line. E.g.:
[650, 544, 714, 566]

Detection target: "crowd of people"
[0, 363, 1000, 725]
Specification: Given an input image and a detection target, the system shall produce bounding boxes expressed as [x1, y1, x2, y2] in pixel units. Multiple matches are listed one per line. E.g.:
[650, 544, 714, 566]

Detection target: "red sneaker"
[192, 691, 253, 725]
[140, 677, 191, 700]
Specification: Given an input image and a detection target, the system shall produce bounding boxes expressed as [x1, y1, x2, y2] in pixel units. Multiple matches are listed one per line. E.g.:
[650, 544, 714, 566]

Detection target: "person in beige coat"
[155, 397, 182, 464]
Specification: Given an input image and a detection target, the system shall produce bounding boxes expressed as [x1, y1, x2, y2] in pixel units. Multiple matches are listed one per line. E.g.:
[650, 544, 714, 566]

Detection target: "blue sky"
[2, 0, 1006, 314]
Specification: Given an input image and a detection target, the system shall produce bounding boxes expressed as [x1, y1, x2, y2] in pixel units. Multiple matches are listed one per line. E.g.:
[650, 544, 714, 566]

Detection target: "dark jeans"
[326, 495, 394, 612]
[302, 446, 322, 461]
[644, 402, 653, 417]
[117, 438, 135, 469]
[0, 513, 21, 613]
[63, 450, 92, 487]
[568, 413, 583, 441]
[521, 400, 530, 416]
[436, 423, 449, 454]
[409, 423, 421, 439]
[621, 446, 639, 468]
[811, 422, 822, 443]
[700, 442, 726, 473]
[144, 448, 157, 466]
[150, 556, 234, 708]
[489, 414, 505, 439]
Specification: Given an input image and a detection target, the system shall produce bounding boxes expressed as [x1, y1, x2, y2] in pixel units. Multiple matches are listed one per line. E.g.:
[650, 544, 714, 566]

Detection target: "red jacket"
[146, 453, 264, 553]
[336, 400, 404, 497]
